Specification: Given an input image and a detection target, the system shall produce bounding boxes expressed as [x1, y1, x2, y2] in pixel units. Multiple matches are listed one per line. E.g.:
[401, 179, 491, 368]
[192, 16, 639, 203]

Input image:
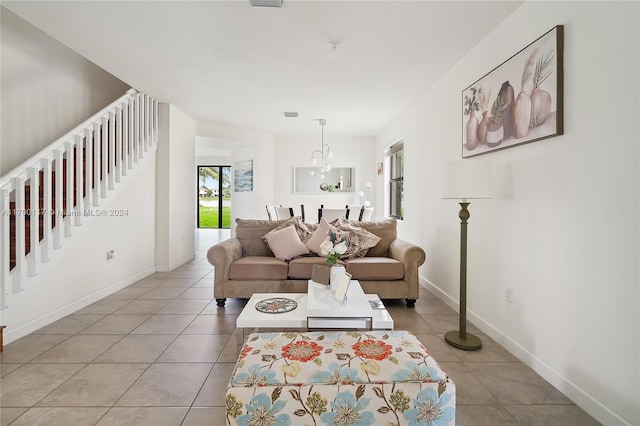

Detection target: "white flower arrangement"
[319, 229, 348, 266]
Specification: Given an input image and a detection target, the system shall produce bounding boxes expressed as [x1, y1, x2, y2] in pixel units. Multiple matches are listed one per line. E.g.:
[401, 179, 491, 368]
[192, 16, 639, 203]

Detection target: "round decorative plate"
[255, 297, 298, 314]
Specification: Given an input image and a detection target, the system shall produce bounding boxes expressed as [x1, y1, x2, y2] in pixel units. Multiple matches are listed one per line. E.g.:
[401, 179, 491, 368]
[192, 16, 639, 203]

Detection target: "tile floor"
[0, 229, 601, 425]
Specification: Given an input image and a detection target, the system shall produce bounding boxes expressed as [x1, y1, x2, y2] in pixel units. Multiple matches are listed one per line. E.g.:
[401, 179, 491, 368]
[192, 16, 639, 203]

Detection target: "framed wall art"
[462, 25, 564, 158]
[234, 159, 253, 192]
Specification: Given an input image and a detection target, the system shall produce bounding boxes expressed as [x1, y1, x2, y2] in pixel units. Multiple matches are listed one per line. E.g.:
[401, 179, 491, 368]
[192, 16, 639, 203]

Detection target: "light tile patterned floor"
[0, 229, 601, 425]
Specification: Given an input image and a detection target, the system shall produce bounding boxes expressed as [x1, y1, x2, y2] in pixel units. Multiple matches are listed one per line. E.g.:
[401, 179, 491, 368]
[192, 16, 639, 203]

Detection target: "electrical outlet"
[505, 286, 514, 303]
[106, 250, 115, 263]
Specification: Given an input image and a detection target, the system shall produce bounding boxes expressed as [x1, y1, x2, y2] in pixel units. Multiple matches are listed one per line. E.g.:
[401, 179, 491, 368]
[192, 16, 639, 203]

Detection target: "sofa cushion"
[229, 256, 289, 280]
[262, 225, 310, 261]
[288, 257, 335, 279]
[235, 219, 283, 256]
[339, 217, 397, 257]
[344, 257, 404, 280]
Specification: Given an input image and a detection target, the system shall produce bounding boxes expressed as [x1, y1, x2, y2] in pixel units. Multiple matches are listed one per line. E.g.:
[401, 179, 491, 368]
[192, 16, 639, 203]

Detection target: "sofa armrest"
[388, 239, 426, 285]
[207, 238, 243, 298]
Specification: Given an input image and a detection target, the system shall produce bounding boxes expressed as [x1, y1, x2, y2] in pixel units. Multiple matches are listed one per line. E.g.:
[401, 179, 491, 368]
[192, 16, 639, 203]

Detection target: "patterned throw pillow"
[263, 216, 316, 244]
[335, 221, 381, 259]
[337, 217, 396, 257]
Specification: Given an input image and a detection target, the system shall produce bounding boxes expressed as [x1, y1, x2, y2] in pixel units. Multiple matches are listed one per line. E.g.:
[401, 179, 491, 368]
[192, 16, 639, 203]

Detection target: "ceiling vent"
[283, 112, 298, 118]
[250, 0, 283, 7]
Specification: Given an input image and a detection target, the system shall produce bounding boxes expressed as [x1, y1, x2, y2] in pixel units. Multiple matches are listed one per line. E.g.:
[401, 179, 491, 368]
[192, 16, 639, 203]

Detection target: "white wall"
[3, 152, 157, 342]
[194, 125, 376, 225]
[0, 7, 129, 175]
[0, 7, 156, 344]
[196, 121, 275, 228]
[196, 156, 231, 167]
[274, 134, 377, 222]
[377, 2, 639, 425]
[156, 104, 196, 270]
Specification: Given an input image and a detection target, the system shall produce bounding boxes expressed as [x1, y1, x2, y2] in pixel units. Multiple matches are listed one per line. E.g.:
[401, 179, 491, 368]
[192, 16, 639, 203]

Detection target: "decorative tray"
[255, 297, 298, 314]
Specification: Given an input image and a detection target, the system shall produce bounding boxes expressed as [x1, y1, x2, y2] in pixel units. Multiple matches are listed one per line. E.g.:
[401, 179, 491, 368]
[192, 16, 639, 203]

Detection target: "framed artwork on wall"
[462, 25, 564, 158]
[234, 159, 253, 192]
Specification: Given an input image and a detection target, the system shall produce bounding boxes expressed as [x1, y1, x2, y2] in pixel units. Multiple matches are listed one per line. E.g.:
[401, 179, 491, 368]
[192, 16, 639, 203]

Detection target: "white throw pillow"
[263, 225, 310, 261]
[305, 217, 338, 255]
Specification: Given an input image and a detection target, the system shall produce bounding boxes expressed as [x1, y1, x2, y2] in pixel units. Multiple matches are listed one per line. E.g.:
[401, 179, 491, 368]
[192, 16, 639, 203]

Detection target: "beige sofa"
[207, 217, 426, 307]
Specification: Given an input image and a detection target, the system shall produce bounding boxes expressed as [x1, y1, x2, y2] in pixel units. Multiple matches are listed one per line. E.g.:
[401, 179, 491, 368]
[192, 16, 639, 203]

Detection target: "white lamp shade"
[441, 160, 492, 200]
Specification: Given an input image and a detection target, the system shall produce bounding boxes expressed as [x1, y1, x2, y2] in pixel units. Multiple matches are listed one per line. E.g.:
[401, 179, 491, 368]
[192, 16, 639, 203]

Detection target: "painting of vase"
[461, 25, 564, 158]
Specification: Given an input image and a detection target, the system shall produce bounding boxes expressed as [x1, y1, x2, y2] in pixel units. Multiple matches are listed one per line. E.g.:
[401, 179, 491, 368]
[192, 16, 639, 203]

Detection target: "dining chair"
[359, 206, 374, 221]
[318, 207, 350, 223]
[274, 206, 295, 220]
[265, 204, 281, 221]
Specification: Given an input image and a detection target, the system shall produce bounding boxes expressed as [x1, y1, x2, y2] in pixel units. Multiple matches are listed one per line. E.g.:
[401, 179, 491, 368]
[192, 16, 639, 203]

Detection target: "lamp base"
[444, 330, 482, 351]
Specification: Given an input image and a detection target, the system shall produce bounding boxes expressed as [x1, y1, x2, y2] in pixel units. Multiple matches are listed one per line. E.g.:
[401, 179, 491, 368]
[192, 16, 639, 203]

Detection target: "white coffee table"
[236, 280, 393, 349]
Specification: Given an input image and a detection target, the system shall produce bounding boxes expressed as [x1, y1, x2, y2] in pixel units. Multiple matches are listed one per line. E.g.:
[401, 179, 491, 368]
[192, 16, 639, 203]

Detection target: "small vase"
[501, 81, 515, 140]
[465, 109, 479, 150]
[486, 121, 504, 147]
[477, 111, 489, 144]
[329, 265, 346, 293]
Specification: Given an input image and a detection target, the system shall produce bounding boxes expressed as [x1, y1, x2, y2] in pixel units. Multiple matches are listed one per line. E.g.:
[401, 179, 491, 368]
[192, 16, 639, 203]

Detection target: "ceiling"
[4, 1, 522, 136]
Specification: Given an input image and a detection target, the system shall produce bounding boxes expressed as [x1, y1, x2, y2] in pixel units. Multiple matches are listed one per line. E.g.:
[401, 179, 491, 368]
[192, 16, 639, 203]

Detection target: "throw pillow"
[338, 217, 396, 257]
[262, 225, 310, 261]
[335, 220, 382, 258]
[305, 217, 339, 255]
[236, 218, 286, 256]
[264, 216, 315, 243]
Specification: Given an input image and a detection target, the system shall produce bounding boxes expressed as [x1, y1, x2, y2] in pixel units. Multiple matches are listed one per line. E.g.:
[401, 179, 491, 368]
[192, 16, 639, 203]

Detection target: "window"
[197, 165, 232, 229]
[384, 140, 404, 220]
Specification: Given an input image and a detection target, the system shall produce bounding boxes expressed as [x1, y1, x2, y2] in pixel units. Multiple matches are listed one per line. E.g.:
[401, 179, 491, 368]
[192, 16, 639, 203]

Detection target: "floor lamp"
[441, 160, 492, 351]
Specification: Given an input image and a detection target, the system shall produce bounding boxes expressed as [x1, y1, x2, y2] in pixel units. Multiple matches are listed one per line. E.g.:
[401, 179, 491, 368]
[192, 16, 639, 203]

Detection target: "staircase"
[0, 89, 157, 310]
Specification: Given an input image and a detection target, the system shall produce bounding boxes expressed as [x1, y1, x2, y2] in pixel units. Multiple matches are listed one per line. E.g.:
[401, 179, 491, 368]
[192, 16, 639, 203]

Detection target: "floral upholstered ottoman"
[225, 330, 455, 425]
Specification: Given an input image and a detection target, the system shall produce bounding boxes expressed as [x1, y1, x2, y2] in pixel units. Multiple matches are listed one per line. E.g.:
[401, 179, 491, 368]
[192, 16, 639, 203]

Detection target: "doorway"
[197, 165, 231, 229]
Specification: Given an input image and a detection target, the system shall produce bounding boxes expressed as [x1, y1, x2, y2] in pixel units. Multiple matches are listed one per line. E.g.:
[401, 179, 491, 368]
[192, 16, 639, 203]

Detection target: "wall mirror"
[294, 167, 355, 193]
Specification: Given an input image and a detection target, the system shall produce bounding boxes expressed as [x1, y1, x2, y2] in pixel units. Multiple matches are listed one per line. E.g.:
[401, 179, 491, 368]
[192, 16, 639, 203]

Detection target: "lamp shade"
[441, 160, 492, 200]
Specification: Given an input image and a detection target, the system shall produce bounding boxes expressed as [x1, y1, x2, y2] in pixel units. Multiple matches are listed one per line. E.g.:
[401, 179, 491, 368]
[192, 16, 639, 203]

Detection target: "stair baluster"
[1, 189, 9, 308]
[40, 158, 52, 262]
[27, 167, 40, 277]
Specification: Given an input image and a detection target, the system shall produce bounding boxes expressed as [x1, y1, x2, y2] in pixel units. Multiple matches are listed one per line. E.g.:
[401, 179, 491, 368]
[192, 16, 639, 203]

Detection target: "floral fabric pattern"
[281, 340, 323, 362]
[226, 330, 455, 425]
[352, 339, 393, 360]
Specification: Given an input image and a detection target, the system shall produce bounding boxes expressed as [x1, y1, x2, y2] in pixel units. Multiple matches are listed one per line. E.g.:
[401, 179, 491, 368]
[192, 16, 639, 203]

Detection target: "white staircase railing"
[0, 89, 157, 310]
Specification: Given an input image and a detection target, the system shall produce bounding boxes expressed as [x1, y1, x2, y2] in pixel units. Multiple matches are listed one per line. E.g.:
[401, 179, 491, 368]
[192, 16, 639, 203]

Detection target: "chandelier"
[309, 119, 333, 178]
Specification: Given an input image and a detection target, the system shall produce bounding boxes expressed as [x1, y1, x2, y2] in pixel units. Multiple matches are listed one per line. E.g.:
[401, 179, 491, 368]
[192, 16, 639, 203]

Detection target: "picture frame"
[332, 271, 352, 306]
[233, 159, 253, 192]
[376, 162, 383, 175]
[462, 25, 563, 158]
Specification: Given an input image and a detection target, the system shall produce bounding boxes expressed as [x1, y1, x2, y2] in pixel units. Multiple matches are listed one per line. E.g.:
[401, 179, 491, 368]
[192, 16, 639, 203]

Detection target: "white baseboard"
[4, 267, 155, 344]
[155, 253, 196, 272]
[419, 274, 631, 426]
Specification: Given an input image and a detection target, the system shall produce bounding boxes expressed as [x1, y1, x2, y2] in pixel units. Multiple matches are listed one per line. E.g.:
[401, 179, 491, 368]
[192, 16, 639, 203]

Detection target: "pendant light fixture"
[309, 119, 333, 177]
